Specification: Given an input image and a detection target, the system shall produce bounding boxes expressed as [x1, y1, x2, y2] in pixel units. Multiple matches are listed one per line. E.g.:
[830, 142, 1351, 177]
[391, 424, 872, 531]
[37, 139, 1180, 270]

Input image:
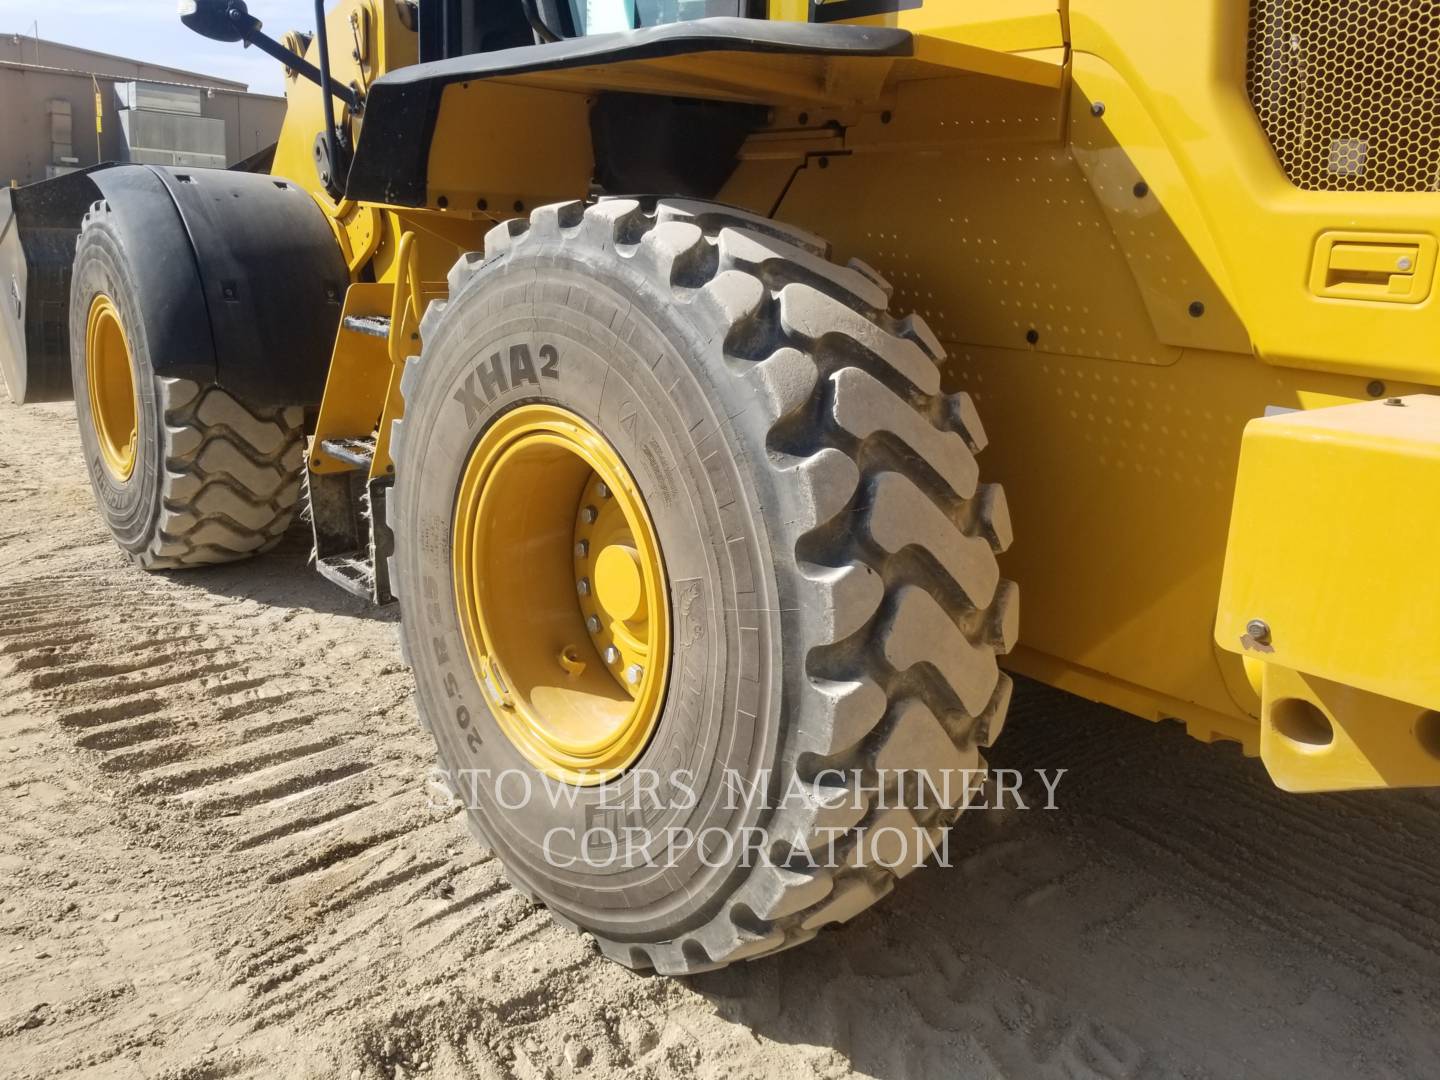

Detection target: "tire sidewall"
[69, 222, 162, 554]
[398, 246, 783, 940]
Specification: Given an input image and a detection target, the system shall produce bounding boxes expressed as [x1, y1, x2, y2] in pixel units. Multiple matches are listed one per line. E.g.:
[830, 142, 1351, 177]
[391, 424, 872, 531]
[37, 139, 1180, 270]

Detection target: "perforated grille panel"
[1247, 0, 1440, 192]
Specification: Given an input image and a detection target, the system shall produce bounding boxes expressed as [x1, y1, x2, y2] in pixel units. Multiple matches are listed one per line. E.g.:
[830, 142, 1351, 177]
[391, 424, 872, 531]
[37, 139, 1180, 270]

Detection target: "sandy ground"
[1, 394, 1438, 1080]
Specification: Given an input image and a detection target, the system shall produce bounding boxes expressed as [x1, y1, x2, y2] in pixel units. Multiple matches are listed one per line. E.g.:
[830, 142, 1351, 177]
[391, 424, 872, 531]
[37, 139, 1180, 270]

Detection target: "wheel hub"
[452, 404, 670, 786]
[84, 294, 139, 482]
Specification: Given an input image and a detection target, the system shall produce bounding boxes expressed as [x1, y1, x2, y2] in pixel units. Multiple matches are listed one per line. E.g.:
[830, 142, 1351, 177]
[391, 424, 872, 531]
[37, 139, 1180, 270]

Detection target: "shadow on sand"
[687, 682, 1440, 1079]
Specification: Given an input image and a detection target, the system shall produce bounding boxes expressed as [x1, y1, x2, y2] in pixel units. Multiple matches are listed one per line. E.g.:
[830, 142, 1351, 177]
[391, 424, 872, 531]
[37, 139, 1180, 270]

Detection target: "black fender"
[1, 163, 347, 407]
[344, 17, 913, 206]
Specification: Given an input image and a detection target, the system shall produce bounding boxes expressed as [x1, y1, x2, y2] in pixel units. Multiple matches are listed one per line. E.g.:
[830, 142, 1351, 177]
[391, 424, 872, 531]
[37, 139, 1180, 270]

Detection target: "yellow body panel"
[1252, 667, 1440, 793]
[425, 81, 593, 213]
[1217, 396, 1440, 711]
[272, 1, 416, 207]
[715, 1, 1438, 775]
[1215, 396, 1440, 789]
[1068, 1, 1440, 384]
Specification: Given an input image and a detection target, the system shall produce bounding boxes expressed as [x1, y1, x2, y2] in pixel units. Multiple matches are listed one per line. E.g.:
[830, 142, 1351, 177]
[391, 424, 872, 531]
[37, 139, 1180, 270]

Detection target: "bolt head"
[596, 482, 611, 499]
[1398, 256, 1414, 272]
[603, 646, 620, 665]
[586, 615, 601, 634]
[581, 505, 598, 524]
[577, 577, 591, 597]
[624, 664, 644, 686]
[1090, 101, 1106, 117]
[1246, 618, 1271, 645]
[574, 540, 589, 558]
[1385, 397, 1406, 407]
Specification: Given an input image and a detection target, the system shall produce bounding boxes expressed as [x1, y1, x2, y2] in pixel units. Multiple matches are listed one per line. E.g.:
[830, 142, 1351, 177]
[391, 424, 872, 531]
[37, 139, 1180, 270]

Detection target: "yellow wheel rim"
[84, 294, 140, 482]
[452, 404, 671, 786]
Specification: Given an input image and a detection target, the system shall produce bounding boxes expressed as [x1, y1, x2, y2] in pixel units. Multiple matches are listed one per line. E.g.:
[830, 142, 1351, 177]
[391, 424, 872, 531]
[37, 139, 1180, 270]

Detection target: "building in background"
[0, 33, 285, 185]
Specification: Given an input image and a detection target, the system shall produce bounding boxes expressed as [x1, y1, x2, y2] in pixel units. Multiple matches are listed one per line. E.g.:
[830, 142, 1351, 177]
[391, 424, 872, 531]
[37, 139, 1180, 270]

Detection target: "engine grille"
[1246, 0, 1440, 192]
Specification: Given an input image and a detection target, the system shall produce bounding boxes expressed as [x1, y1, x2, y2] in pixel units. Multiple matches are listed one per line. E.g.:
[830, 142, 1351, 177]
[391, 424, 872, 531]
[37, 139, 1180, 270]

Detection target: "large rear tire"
[391, 198, 1016, 974]
[69, 200, 305, 568]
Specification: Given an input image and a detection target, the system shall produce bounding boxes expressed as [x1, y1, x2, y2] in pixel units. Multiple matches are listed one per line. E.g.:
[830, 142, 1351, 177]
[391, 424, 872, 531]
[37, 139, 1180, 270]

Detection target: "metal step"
[319, 436, 375, 470]
[315, 552, 380, 597]
[308, 445, 394, 605]
[342, 314, 391, 339]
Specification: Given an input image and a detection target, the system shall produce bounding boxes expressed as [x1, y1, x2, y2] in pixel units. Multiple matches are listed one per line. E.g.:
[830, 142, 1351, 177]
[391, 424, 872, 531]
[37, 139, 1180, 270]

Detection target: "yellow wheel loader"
[1, 0, 1436, 973]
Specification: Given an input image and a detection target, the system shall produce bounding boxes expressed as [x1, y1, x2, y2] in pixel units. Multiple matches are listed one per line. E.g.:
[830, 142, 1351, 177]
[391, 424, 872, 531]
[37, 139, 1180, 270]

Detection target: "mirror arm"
[181, 2, 359, 110]
[243, 25, 359, 111]
[182, 1, 358, 196]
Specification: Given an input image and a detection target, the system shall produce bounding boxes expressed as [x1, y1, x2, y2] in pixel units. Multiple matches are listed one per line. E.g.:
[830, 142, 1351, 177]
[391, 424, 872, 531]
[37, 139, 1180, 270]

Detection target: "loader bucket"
[0, 169, 114, 404]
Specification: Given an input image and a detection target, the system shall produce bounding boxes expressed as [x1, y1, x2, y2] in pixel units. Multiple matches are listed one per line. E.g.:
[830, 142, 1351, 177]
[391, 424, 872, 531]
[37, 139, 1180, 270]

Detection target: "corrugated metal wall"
[0, 42, 283, 186]
[118, 83, 227, 170]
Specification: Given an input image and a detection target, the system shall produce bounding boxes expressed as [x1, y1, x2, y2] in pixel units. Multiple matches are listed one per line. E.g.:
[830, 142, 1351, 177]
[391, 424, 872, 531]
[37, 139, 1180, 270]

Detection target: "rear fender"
[0, 164, 347, 408]
[343, 17, 1060, 209]
[1, 165, 216, 404]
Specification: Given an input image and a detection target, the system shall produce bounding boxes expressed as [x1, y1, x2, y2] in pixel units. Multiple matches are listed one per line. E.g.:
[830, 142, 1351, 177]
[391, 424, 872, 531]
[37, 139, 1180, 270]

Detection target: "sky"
[0, 1, 325, 96]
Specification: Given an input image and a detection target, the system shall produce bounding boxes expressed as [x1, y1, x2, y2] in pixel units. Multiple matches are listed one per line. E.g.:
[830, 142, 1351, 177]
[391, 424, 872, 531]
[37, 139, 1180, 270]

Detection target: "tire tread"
[137, 380, 304, 569]
[397, 199, 1018, 975]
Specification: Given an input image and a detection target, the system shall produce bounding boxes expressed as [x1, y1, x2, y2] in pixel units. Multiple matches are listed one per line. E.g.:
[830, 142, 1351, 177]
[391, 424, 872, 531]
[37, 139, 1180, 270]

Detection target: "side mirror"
[178, 0, 257, 44]
[178, 0, 360, 199]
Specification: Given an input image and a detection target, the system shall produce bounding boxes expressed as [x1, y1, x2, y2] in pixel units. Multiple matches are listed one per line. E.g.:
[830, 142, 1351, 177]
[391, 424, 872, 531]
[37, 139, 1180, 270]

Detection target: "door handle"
[1311, 232, 1435, 304]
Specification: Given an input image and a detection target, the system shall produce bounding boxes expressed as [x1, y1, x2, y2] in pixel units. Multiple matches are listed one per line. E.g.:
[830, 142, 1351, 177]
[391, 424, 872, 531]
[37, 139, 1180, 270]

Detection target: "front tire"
[69, 200, 305, 568]
[392, 198, 1017, 974]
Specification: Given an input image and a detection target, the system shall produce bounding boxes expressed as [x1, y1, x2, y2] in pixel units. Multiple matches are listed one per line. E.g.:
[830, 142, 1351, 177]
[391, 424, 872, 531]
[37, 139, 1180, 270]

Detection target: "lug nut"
[603, 645, 621, 665]
[581, 505, 598, 524]
[1246, 618, 1271, 645]
[625, 664, 644, 686]
[596, 482, 611, 499]
[577, 577, 591, 597]
[575, 540, 589, 558]
[586, 615, 601, 634]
